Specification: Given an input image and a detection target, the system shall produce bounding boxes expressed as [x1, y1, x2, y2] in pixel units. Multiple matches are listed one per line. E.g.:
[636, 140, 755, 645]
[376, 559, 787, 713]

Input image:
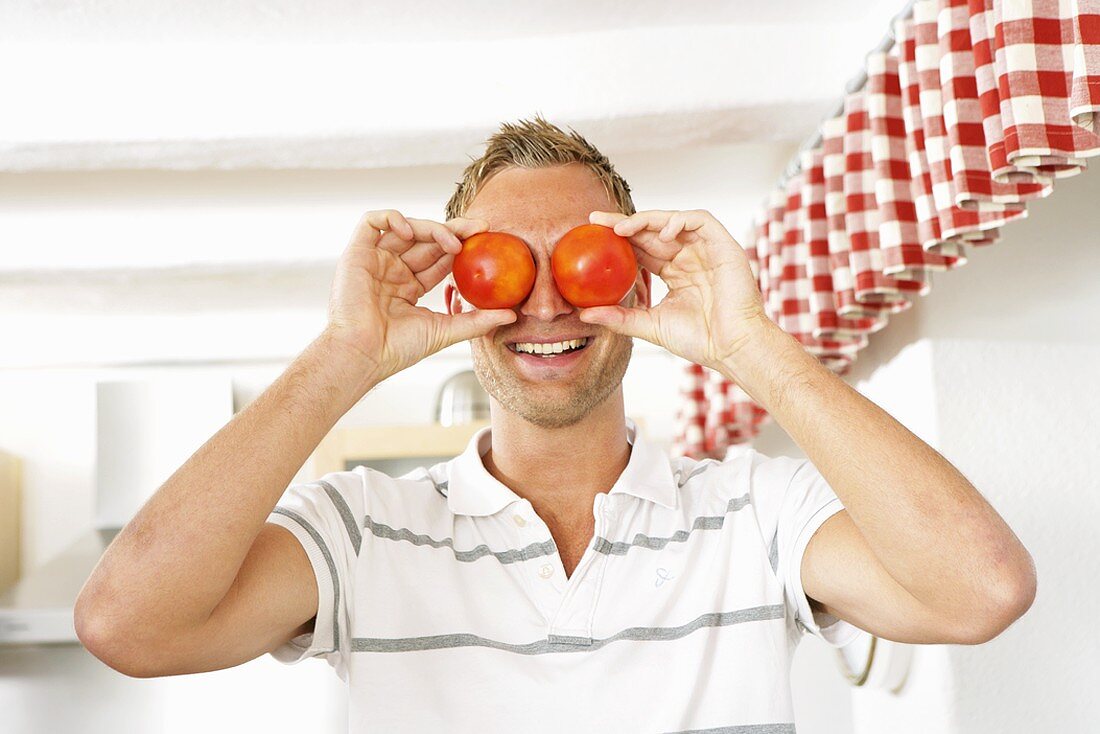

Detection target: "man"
[75, 117, 1035, 732]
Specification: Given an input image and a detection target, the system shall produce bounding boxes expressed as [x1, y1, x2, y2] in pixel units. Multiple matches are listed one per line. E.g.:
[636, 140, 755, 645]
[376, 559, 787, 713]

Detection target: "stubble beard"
[471, 333, 633, 430]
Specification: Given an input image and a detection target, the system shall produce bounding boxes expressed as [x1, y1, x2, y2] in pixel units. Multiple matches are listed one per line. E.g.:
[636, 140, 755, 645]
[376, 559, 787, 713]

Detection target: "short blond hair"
[445, 114, 636, 221]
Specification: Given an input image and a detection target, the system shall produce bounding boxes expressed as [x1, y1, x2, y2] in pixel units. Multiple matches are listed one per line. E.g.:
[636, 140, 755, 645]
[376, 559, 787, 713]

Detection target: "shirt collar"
[446, 416, 679, 517]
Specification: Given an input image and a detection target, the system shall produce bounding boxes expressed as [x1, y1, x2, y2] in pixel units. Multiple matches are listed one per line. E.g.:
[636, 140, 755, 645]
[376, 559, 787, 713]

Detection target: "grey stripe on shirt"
[315, 480, 363, 555]
[361, 490, 753, 564]
[676, 459, 720, 488]
[271, 506, 342, 652]
[593, 493, 751, 556]
[363, 515, 559, 564]
[351, 603, 784, 655]
[768, 532, 779, 575]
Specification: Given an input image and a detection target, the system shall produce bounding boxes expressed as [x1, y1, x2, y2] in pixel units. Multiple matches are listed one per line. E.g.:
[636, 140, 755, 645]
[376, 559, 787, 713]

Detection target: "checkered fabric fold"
[799, 148, 879, 344]
[991, 0, 1100, 175]
[842, 91, 930, 306]
[866, 50, 965, 278]
[671, 0, 1100, 459]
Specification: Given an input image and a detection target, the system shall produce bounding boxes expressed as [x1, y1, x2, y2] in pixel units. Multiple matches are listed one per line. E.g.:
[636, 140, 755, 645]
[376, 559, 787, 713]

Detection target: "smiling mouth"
[505, 336, 594, 358]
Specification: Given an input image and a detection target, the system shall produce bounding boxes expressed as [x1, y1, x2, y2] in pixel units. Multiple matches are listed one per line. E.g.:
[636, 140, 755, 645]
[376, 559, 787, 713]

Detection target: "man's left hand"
[584, 209, 772, 370]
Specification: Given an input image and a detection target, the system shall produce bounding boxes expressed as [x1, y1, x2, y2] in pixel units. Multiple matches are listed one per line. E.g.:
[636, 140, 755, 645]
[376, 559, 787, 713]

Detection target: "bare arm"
[74, 332, 374, 677]
[582, 207, 1035, 646]
[725, 322, 1036, 644]
[74, 210, 516, 677]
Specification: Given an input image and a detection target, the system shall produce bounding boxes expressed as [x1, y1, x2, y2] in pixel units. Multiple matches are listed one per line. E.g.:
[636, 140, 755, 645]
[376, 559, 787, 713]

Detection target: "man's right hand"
[324, 209, 518, 382]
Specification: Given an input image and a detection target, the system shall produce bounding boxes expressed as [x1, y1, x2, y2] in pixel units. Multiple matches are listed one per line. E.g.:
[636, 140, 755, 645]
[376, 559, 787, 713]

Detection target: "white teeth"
[513, 338, 588, 355]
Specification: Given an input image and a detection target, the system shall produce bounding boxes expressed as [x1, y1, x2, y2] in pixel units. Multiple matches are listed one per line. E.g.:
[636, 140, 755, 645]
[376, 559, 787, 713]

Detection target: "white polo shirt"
[266, 417, 859, 733]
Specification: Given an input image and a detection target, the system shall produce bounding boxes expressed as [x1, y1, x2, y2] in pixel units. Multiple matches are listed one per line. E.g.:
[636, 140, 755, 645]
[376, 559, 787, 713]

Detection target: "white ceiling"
[0, 0, 907, 171]
[1, 1, 900, 42]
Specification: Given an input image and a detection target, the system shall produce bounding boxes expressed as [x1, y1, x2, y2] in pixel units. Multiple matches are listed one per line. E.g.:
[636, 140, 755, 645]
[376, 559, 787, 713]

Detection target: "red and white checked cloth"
[940, 0, 1054, 206]
[672, 0, 1100, 459]
[842, 91, 929, 306]
[822, 112, 896, 321]
[780, 172, 860, 372]
[970, 0, 1055, 182]
[799, 147, 878, 343]
[992, 0, 1100, 175]
[1070, 0, 1100, 130]
[913, 0, 1028, 239]
[866, 49, 965, 278]
[673, 363, 767, 458]
[762, 187, 788, 325]
[894, 13, 982, 255]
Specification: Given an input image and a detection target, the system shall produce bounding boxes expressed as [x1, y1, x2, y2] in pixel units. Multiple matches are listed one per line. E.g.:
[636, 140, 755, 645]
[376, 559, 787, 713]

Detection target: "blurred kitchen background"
[2, 1, 1098, 733]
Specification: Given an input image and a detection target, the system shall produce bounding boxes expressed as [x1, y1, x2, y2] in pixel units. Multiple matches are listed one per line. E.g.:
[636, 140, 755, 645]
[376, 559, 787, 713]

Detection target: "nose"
[518, 256, 574, 322]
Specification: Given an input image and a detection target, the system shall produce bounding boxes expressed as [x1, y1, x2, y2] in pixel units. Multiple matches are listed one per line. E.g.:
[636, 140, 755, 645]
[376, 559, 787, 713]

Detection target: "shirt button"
[512, 514, 527, 527]
[538, 564, 554, 579]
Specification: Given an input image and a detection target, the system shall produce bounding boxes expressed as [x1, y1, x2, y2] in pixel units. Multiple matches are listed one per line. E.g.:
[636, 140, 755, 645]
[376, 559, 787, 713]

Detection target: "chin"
[507, 378, 620, 429]
[471, 339, 630, 428]
[516, 408, 589, 430]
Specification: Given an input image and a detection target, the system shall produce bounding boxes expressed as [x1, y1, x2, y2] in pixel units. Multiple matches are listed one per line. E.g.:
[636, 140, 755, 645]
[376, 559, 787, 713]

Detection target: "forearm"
[723, 321, 1035, 620]
[76, 329, 379, 637]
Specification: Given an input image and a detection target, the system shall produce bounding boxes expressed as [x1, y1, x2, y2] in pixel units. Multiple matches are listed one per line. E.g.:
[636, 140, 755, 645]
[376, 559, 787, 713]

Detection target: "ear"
[444, 277, 465, 315]
[635, 268, 652, 309]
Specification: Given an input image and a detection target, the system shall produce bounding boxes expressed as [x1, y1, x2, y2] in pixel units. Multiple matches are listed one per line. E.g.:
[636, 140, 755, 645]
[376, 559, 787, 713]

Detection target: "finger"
[615, 209, 706, 236]
[401, 238, 451, 274]
[347, 209, 415, 253]
[407, 218, 464, 254]
[618, 225, 684, 264]
[414, 251, 455, 293]
[369, 210, 415, 241]
[440, 308, 518, 347]
[377, 218, 461, 257]
[612, 210, 677, 237]
[659, 211, 688, 242]
[588, 210, 676, 275]
[621, 209, 721, 242]
[444, 217, 492, 240]
[577, 305, 659, 345]
[346, 214, 379, 250]
[376, 229, 419, 255]
[589, 210, 629, 227]
[631, 246, 671, 278]
[583, 210, 681, 272]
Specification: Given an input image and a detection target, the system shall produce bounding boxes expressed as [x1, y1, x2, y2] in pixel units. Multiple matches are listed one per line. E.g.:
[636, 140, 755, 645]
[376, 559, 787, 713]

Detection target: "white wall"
[0, 0, 905, 171]
[0, 142, 858, 734]
[758, 166, 1100, 732]
[1, 142, 797, 570]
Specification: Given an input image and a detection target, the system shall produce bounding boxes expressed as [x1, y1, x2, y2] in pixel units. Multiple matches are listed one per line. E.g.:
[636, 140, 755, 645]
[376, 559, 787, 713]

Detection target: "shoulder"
[668, 450, 759, 522]
[351, 461, 450, 508]
[671, 447, 807, 500]
[670, 448, 817, 544]
[339, 459, 460, 536]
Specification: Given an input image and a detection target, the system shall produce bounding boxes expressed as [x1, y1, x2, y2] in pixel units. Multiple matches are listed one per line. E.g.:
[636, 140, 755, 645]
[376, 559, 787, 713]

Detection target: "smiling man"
[448, 162, 650, 578]
[75, 117, 1036, 733]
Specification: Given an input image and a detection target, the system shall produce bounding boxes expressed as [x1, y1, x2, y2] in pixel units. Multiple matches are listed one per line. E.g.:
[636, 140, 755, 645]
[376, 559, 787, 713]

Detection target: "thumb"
[578, 306, 658, 344]
[442, 308, 517, 347]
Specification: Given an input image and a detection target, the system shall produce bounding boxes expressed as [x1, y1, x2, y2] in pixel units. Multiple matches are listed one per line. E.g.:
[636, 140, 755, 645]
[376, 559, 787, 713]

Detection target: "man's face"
[446, 163, 649, 430]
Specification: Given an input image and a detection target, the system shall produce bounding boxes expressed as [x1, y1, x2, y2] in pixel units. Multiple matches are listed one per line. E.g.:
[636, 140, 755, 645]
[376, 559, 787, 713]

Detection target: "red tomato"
[551, 224, 638, 308]
[452, 231, 536, 309]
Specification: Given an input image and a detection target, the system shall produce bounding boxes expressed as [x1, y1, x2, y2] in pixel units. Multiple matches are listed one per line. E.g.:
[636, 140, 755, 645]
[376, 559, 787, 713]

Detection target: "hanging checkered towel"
[671, 0, 1100, 459]
[990, 0, 1100, 176]
[865, 51, 965, 278]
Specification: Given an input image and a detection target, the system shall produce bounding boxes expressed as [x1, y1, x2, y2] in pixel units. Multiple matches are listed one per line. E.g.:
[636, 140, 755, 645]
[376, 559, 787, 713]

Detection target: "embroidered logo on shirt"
[655, 567, 675, 588]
